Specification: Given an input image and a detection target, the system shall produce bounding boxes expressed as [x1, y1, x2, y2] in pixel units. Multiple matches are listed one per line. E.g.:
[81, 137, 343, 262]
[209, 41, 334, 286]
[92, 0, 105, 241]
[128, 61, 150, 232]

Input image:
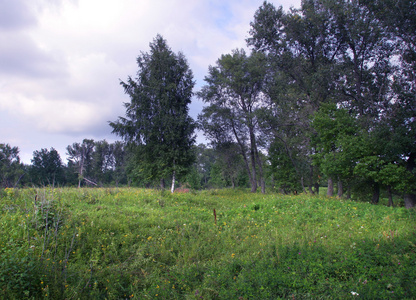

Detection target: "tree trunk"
[404, 153, 416, 208]
[404, 193, 416, 209]
[78, 158, 84, 188]
[251, 131, 265, 194]
[301, 176, 306, 194]
[230, 119, 256, 192]
[337, 179, 343, 198]
[308, 165, 314, 194]
[372, 182, 380, 204]
[171, 170, 176, 194]
[254, 146, 265, 194]
[314, 182, 320, 195]
[346, 184, 351, 199]
[327, 177, 333, 197]
[249, 136, 258, 193]
[160, 178, 165, 190]
[387, 185, 393, 207]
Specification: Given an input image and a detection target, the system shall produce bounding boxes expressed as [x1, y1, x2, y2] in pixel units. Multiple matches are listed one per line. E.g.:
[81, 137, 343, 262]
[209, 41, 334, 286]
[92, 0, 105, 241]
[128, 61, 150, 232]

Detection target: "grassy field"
[1, 187, 415, 299]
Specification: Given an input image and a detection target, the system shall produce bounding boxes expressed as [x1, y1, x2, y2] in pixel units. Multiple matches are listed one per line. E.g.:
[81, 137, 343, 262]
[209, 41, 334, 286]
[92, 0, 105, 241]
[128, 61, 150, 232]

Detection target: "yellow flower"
[147, 236, 152, 241]
[231, 253, 235, 258]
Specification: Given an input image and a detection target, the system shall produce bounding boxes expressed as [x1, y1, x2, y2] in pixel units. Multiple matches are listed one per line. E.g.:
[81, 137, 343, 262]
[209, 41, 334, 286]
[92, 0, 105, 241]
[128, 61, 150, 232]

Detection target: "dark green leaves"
[110, 35, 196, 185]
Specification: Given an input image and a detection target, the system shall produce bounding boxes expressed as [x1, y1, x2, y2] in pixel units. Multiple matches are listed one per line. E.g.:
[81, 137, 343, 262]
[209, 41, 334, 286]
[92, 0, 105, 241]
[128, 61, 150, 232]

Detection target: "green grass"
[1, 187, 415, 299]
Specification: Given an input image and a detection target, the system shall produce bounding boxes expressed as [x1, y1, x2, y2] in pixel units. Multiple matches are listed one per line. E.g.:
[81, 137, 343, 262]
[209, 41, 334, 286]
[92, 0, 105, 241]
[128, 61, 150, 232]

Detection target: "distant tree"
[110, 35, 196, 193]
[194, 144, 216, 188]
[30, 147, 65, 186]
[66, 139, 95, 187]
[0, 143, 24, 188]
[212, 142, 248, 189]
[90, 140, 114, 185]
[112, 141, 129, 186]
[268, 138, 303, 194]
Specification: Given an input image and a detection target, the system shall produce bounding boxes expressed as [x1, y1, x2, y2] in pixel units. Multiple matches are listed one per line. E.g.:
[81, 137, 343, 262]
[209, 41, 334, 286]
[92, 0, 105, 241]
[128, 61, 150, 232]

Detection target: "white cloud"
[0, 0, 301, 163]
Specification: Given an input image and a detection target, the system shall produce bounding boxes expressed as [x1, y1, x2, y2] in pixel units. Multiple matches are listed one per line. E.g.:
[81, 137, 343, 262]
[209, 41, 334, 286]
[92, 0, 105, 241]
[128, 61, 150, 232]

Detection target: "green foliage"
[110, 35, 196, 188]
[0, 242, 42, 298]
[30, 147, 65, 186]
[185, 166, 202, 190]
[268, 139, 303, 194]
[354, 156, 416, 193]
[1, 188, 415, 299]
[0, 143, 24, 188]
[312, 104, 361, 180]
[198, 49, 267, 192]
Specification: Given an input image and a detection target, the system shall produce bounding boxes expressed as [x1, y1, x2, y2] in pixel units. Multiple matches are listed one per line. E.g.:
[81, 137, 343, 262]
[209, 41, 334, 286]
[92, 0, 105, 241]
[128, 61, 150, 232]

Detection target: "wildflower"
[147, 236, 152, 241]
[351, 291, 359, 296]
[231, 253, 235, 258]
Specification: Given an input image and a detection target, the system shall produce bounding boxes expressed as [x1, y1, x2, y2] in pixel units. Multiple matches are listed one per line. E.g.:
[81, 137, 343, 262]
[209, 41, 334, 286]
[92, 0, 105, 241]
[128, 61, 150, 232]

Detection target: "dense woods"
[1, 0, 415, 207]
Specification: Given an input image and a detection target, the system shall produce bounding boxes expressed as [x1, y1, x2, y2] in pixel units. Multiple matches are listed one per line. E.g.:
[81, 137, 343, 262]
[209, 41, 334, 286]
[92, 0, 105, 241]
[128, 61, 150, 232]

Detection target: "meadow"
[0, 187, 415, 299]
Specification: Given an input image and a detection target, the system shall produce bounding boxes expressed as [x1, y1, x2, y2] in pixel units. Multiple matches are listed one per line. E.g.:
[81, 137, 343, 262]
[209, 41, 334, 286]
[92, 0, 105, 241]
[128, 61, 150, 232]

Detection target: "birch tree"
[110, 35, 195, 192]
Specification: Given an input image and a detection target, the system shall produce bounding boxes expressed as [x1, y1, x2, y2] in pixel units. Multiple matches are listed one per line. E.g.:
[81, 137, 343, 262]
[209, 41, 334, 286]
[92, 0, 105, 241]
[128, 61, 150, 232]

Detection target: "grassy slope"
[1, 187, 415, 299]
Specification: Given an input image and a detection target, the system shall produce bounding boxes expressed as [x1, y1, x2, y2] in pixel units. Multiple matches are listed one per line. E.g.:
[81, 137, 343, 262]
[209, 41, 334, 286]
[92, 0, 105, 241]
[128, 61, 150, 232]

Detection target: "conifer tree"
[110, 35, 196, 192]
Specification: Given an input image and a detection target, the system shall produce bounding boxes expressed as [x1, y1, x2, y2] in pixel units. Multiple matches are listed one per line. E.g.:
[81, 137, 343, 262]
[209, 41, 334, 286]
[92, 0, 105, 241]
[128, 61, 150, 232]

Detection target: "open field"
[1, 187, 415, 299]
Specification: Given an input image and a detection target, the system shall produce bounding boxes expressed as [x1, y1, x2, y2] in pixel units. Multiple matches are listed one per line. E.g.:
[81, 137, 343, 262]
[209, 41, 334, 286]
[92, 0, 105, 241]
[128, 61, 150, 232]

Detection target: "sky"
[0, 0, 301, 164]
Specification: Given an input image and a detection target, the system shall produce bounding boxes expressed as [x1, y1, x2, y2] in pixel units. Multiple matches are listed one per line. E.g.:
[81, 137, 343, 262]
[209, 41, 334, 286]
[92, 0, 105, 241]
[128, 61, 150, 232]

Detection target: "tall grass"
[1, 187, 415, 299]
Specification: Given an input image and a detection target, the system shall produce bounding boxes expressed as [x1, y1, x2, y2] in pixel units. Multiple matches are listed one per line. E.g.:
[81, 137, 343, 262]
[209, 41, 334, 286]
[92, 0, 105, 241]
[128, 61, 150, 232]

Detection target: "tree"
[212, 142, 249, 189]
[198, 49, 267, 193]
[248, 1, 344, 194]
[362, 0, 416, 207]
[90, 140, 114, 185]
[0, 143, 24, 188]
[110, 35, 196, 193]
[112, 141, 129, 186]
[268, 138, 304, 194]
[30, 147, 65, 186]
[66, 139, 95, 187]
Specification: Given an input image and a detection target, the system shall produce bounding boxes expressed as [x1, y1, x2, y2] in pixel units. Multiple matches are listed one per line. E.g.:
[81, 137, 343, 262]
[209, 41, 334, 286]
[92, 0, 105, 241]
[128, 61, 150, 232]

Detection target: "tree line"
[1, 0, 415, 207]
[0, 141, 248, 190]
[198, 0, 416, 208]
[0, 140, 129, 188]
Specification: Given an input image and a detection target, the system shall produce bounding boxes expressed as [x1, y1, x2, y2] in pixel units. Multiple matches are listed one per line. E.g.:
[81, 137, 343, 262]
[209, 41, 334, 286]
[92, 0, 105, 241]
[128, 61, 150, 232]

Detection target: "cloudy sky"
[0, 0, 300, 164]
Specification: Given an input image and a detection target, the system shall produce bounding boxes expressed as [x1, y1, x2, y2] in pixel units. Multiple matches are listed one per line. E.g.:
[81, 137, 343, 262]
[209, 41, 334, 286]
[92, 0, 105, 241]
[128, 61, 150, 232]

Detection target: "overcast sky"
[0, 0, 301, 164]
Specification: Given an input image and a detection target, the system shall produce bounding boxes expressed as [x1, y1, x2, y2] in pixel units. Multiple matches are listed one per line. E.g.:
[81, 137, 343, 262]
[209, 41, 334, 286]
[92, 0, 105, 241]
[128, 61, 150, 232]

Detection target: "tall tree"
[248, 0, 400, 200]
[198, 49, 267, 193]
[362, 0, 416, 207]
[110, 35, 196, 193]
[30, 147, 65, 186]
[248, 1, 344, 194]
